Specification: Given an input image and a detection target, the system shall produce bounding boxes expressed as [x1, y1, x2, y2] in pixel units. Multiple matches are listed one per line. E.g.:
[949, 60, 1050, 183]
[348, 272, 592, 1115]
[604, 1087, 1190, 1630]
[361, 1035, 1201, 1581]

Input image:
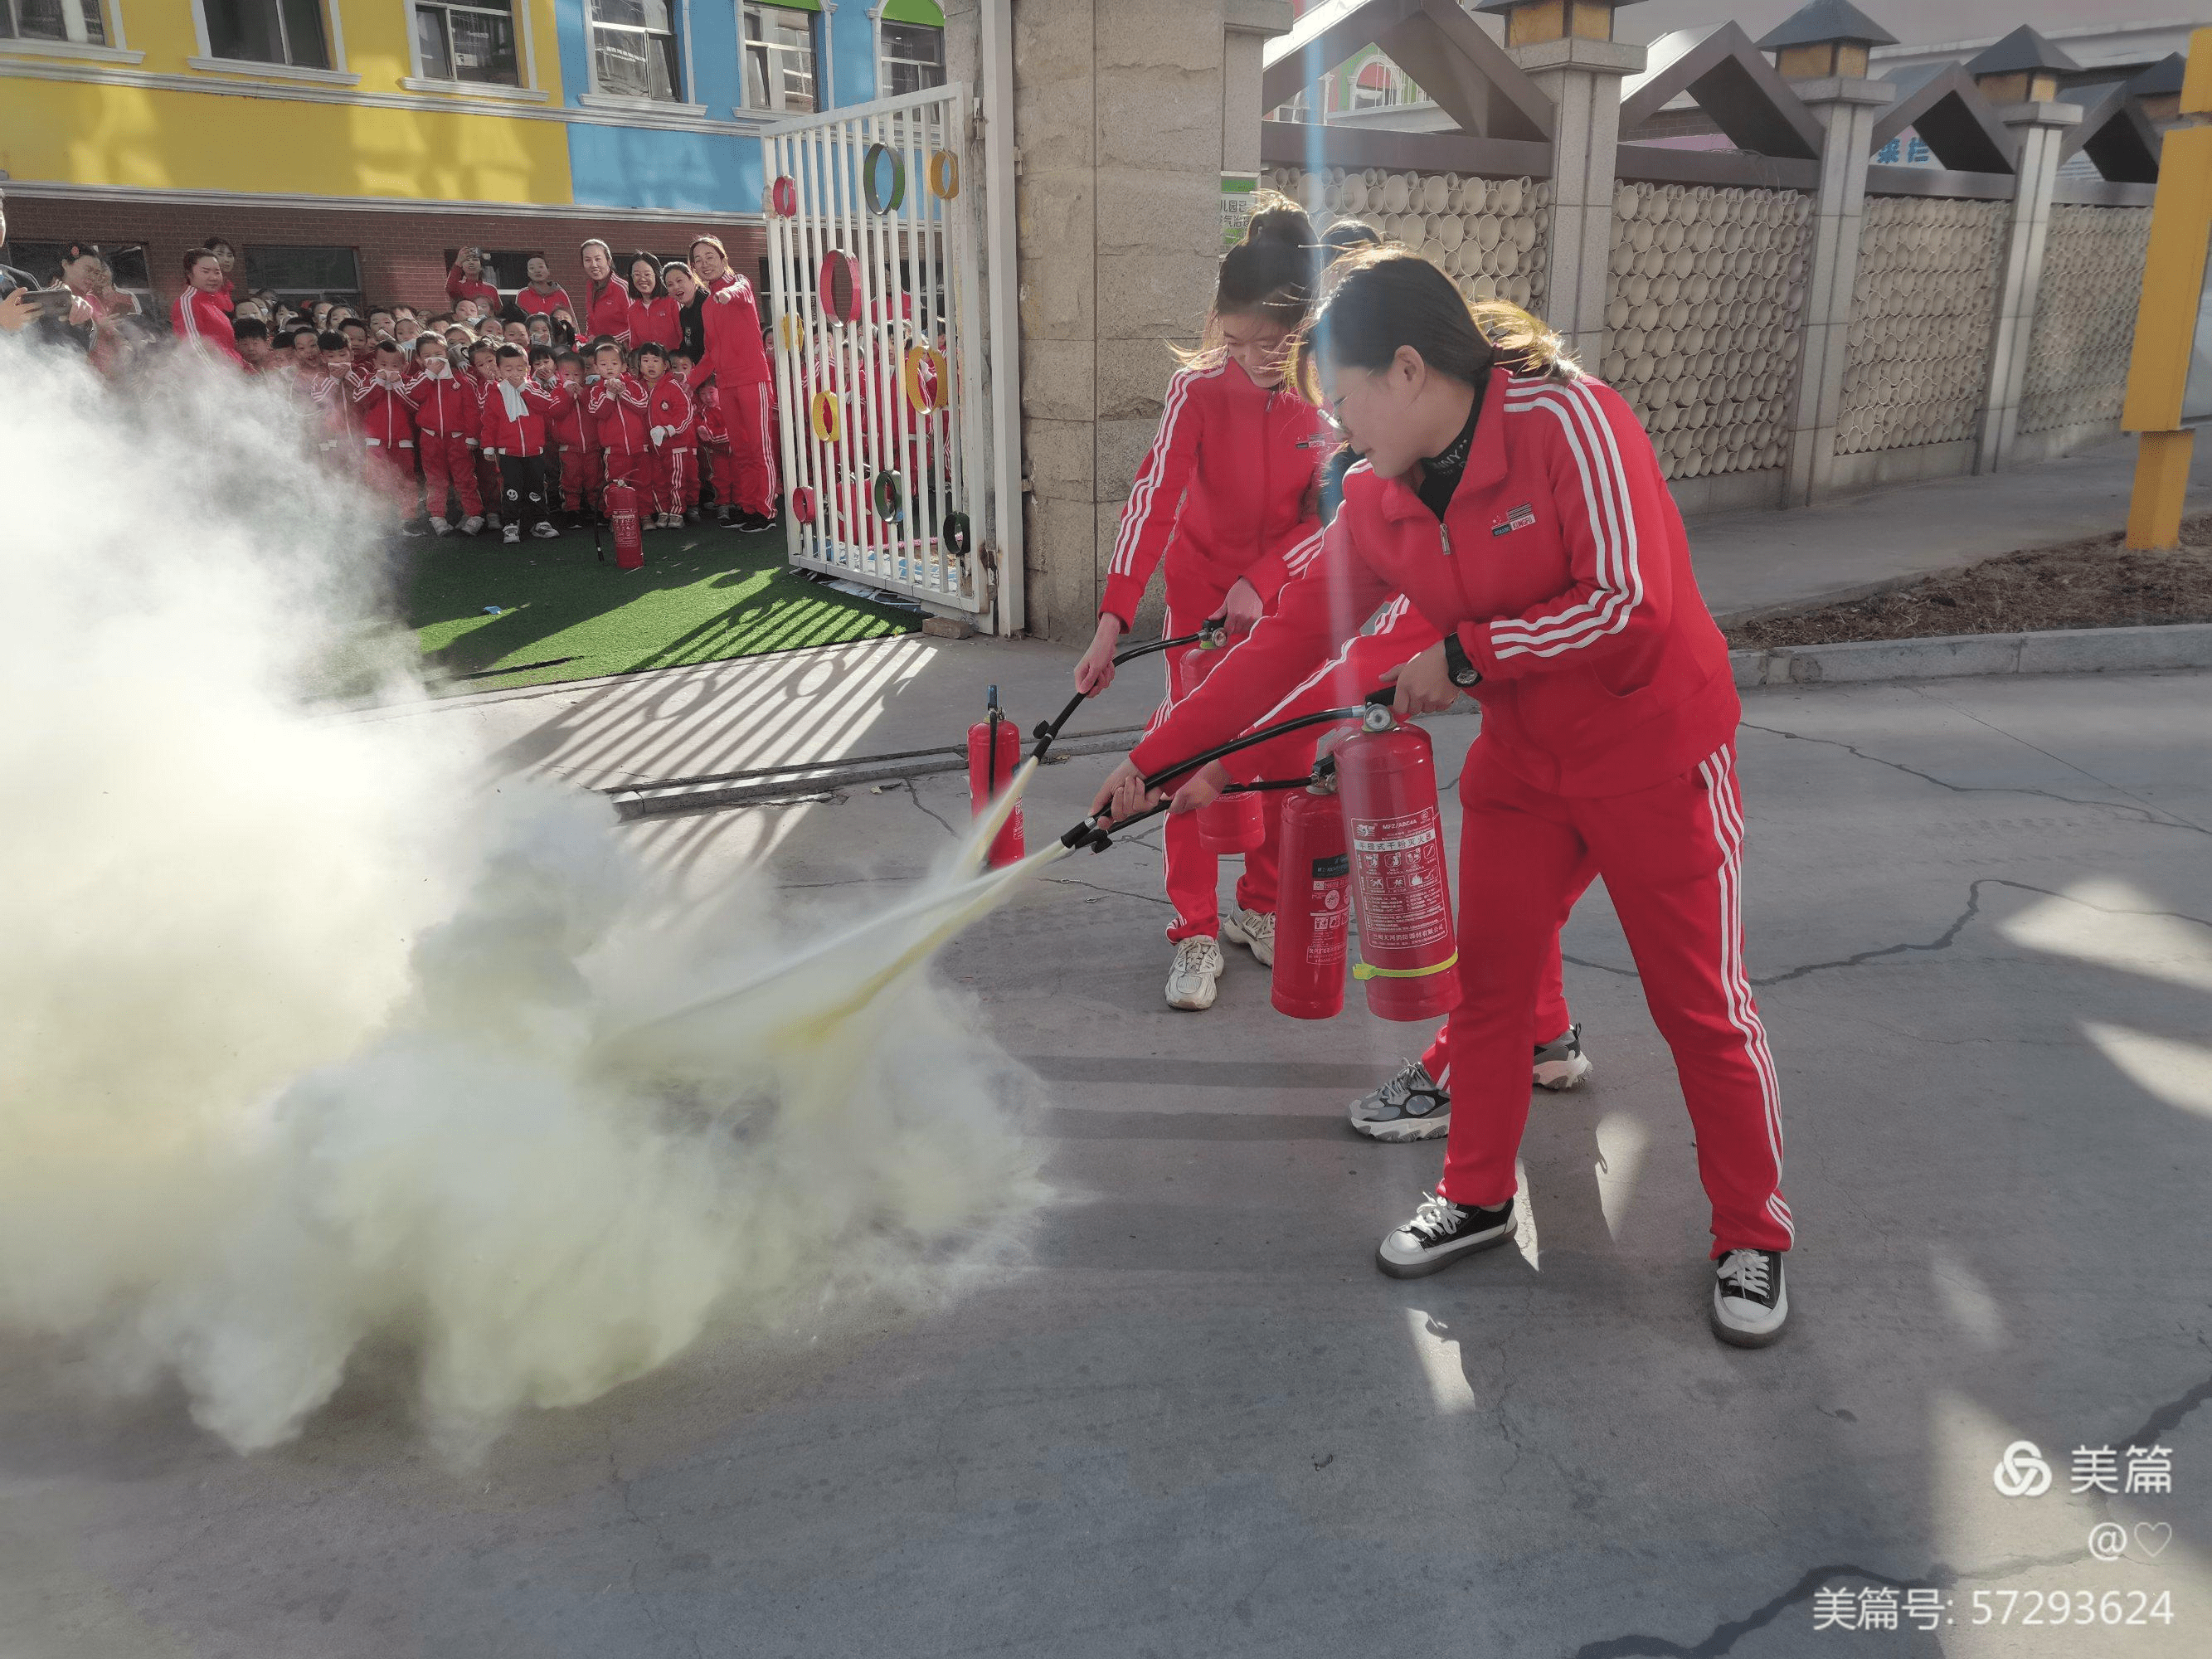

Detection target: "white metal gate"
[761, 84, 1018, 631]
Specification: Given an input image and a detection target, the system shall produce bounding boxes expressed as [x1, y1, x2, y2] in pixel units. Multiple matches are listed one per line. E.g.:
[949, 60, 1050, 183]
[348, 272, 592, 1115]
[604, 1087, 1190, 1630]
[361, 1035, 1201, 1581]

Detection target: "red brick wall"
[3, 195, 768, 316]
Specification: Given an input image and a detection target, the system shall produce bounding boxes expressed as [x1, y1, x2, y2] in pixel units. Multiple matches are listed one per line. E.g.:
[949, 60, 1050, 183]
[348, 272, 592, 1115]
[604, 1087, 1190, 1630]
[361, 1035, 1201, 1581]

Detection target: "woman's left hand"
[1380, 642, 1463, 719]
[1223, 577, 1265, 635]
[1169, 761, 1230, 815]
[1090, 757, 1162, 825]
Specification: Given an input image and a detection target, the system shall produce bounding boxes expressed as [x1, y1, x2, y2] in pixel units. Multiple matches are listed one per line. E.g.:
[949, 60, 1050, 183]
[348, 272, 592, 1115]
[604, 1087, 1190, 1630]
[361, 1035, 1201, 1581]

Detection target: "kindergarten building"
[0, 0, 950, 309]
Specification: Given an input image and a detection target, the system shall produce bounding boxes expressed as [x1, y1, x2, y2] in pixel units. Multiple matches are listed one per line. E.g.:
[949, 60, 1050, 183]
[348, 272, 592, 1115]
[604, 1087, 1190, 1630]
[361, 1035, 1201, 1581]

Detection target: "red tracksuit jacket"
[646, 374, 694, 446]
[352, 372, 419, 447]
[172, 288, 243, 365]
[1131, 367, 1738, 800]
[445, 268, 501, 314]
[580, 275, 632, 346]
[1101, 357, 1334, 630]
[694, 383, 728, 451]
[544, 379, 589, 450]
[628, 294, 682, 351]
[516, 284, 573, 319]
[689, 270, 770, 390]
[479, 379, 555, 457]
[405, 365, 479, 442]
[586, 372, 652, 456]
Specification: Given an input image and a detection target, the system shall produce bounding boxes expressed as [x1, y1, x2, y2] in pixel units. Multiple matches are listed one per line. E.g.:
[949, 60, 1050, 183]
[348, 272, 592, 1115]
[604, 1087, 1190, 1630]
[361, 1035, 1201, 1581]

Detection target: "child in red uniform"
[683, 235, 776, 530]
[307, 330, 354, 458]
[638, 343, 697, 528]
[465, 339, 504, 529]
[1092, 249, 1796, 1347]
[231, 316, 275, 372]
[515, 255, 573, 321]
[543, 349, 596, 528]
[171, 250, 243, 366]
[352, 341, 421, 531]
[406, 334, 484, 535]
[626, 255, 682, 353]
[673, 350, 722, 520]
[445, 248, 501, 316]
[586, 337, 653, 514]
[1073, 199, 1331, 1013]
[479, 344, 559, 544]
[578, 240, 632, 346]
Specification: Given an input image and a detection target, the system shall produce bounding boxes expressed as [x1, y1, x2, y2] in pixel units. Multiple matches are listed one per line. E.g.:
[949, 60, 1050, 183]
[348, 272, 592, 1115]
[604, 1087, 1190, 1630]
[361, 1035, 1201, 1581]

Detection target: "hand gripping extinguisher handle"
[1027, 616, 1228, 766]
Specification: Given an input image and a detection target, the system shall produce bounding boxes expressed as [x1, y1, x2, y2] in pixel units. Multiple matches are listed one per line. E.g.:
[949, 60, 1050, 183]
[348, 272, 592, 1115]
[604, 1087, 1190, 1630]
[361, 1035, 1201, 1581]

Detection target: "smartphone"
[7, 285, 77, 321]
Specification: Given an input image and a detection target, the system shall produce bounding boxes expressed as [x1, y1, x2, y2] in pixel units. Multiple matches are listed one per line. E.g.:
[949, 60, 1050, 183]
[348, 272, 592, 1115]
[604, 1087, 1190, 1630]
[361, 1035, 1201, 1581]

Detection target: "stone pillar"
[1009, 0, 1293, 645]
[1509, 36, 1646, 367]
[1782, 77, 1894, 507]
[1976, 102, 2084, 473]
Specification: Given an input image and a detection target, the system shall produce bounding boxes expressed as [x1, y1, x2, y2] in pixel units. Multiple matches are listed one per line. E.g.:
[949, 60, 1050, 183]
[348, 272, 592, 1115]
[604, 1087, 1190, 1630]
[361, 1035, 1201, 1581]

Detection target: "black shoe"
[733, 510, 775, 533]
[1376, 1191, 1515, 1278]
[716, 506, 735, 528]
[1711, 1249, 1788, 1346]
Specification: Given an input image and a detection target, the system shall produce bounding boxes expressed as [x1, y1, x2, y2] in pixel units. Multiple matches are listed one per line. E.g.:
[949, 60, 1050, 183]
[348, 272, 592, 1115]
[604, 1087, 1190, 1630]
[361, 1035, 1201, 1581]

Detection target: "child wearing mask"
[479, 344, 560, 543]
[406, 333, 485, 535]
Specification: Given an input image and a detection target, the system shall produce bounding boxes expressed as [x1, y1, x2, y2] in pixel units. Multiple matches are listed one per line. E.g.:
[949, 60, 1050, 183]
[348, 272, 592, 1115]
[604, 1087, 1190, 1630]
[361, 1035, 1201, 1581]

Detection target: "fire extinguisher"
[605, 477, 644, 572]
[1334, 706, 1461, 1022]
[1271, 764, 1351, 1020]
[966, 684, 1025, 868]
[1172, 642, 1265, 854]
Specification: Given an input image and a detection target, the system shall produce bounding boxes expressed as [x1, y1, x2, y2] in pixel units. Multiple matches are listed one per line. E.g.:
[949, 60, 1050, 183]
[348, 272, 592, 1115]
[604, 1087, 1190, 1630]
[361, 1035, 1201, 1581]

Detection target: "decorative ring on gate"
[872, 469, 906, 523]
[809, 390, 843, 444]
[927, 149, 960, 200]
[777, 311, 805, 352]
[902, 343, 947, 413]
[818, 250, 862, 324]
[863, 143, 907, 214]
[769, 175, 798, 218]
[790, 486, 817, 523]
[941, 510, 972, 558]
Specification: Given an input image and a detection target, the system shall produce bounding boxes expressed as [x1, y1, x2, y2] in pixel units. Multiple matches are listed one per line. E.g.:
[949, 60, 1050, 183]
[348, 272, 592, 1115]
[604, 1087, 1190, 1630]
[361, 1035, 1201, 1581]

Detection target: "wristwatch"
[1442, 631, 1483, 689]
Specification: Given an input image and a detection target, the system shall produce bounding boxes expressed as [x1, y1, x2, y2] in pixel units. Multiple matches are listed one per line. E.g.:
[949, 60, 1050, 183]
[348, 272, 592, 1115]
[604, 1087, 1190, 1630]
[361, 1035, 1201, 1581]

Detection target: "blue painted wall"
[556, 1, 887, 213]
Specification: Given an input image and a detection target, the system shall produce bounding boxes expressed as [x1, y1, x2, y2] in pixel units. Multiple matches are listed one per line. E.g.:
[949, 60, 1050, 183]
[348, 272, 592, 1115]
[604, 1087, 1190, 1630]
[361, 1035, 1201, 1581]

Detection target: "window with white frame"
[587, 0, 681, 102]
[414, 1, 518, 85]
[0, 0, 109, 46]
[202, 0, 333, 68]
[742, 3, 815, 114]
[244, 245, 362, 308]
[878, 19, 942, 99]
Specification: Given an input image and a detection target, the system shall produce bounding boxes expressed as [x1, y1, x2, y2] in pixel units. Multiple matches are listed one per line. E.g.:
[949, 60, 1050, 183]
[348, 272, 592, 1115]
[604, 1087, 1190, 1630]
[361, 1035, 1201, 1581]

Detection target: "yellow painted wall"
[0, 0, 571, 204]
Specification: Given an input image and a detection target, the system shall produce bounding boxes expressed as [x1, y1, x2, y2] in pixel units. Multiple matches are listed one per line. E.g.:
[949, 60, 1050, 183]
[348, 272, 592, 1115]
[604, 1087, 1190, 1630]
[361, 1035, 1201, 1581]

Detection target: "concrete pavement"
[7, 669, 2209, 1657]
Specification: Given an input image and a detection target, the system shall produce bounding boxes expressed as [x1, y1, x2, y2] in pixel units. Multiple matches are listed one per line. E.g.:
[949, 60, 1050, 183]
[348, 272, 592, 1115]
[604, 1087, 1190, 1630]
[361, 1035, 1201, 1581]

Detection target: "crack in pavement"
[1740, 721, 2211, 839]
[898, 777, 960, 839]
[1042, 874, 1174, 907]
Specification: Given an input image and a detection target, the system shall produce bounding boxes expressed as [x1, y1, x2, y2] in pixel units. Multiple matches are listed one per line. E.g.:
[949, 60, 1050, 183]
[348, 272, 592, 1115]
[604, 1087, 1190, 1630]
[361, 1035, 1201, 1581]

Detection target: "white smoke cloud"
[0, 340, 1042, 1460]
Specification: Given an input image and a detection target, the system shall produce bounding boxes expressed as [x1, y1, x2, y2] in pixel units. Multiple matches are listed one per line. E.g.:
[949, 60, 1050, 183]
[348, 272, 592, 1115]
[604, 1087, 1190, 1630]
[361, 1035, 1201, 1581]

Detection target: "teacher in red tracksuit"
[1076, 197, 1334, 1014]
[683, 234, 777, 531]
[1093, 248, 1793, 1349]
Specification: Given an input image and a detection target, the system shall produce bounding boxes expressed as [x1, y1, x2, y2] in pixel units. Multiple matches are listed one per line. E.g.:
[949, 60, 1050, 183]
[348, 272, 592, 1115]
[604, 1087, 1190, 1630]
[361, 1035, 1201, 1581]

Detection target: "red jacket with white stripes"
[351, 372, 419, 447]
[402, 364, 479, 440]
[688, 270, 771, 390]
[586, 372, 652, 455]
[478, 378, 557, 457]
[1130, 367, 1738, 800]
[646, 373, 694, 446]
[1099, 358, 1334, 631]
[171, 288, 243, 365]
[516, 284, 574, 319]
[580, 275, 632, 346]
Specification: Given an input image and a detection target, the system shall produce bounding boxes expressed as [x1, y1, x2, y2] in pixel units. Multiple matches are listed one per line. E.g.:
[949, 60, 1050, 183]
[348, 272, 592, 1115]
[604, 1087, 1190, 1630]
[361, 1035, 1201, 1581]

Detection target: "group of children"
[168, 235, 783, 544]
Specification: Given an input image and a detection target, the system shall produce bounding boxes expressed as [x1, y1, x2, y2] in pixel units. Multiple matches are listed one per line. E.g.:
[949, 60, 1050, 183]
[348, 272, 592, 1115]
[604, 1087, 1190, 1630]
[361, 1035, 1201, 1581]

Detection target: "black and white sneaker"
[1349, 1059, 1451, 1141]
[1533, 1023, 1593, 1091]
[1711, 1249, 1789, 1347]
[1376, 1191, 1516, 1278]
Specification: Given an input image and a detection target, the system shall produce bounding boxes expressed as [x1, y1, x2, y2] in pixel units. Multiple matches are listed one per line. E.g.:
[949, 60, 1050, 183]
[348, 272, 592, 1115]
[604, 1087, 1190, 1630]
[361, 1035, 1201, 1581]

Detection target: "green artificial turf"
[406, 521, 921, 693]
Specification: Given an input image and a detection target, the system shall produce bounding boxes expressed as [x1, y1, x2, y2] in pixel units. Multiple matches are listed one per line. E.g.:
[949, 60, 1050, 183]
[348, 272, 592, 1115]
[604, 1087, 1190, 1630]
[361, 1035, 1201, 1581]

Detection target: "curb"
[1730, 623, 2212, 688]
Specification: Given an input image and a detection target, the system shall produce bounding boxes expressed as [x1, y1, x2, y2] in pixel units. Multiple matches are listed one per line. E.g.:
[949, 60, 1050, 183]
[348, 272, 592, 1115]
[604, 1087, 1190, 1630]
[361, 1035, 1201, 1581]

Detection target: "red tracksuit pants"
[1439, 739, 1792, 1258]
[363, 441, 417, 517]
[727, 380, 776, 517]
[702, 441, 735, 507]
[650, 443, 697, 514]
[558, 445, 601, 514]
[1150, 603, 1281, 943]
[477, 450, 503, 519]
[421, 434, 482, 520]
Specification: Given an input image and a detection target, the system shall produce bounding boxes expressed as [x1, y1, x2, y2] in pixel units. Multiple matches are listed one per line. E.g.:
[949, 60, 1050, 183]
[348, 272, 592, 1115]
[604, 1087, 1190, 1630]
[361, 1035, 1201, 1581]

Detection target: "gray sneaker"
[1533, 1024, 1593, 1092]
[1348, 1059, 1451, 1142]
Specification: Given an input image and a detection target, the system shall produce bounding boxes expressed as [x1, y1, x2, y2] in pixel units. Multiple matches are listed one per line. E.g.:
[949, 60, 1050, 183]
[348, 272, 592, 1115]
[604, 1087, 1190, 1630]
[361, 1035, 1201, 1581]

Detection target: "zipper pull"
[1439, 523, 1454, 557]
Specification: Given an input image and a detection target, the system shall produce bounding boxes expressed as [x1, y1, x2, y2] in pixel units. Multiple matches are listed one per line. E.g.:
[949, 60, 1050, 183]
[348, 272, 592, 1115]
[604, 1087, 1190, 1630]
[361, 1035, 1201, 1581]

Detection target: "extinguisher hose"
[1056, 700, 1381, 852]
[1028, 618, 1228, 765]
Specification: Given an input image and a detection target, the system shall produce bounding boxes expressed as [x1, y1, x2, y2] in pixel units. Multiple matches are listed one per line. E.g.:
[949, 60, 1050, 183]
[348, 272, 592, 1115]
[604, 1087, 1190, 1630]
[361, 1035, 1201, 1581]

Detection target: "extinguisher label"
[1349, 810, 1452, 951]
[1306, 878, 1349, 964]
[1311, 853, 1349, 880]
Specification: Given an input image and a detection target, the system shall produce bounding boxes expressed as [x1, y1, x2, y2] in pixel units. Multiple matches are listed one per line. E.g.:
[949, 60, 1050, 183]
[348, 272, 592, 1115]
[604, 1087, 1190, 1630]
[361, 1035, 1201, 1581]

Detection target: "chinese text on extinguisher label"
[1306, 852, 1349, 966]
[1350, 812, 1452, 950]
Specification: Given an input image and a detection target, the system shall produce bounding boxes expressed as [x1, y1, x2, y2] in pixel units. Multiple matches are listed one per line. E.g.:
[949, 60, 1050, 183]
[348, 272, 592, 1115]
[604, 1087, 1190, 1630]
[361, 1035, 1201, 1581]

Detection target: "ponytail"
[1292, 246, 1577, 402]
[1175, 190, 1321, 367]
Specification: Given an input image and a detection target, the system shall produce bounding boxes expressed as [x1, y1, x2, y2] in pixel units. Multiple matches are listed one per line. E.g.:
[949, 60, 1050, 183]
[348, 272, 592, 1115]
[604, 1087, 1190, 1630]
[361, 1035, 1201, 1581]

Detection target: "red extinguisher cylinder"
[606, 479, 644, 572]
[1334, 719, 1461, 1022]
[1270, 782, 1350, 1020]
[966, 688, 1026, 868]
[1174, 644, 1265, 854]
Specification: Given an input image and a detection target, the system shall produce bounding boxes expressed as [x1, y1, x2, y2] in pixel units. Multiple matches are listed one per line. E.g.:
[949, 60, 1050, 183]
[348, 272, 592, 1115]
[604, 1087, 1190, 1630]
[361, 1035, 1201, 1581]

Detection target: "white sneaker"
[532, 521, 560, 539]
[1711, 1249, 1789, 1346]
[430, 516, 452, 536]
[1220, 906, 1276, 967]
[1533, 1024, 1593, 1092]
[460, 515, 484, 535]
[501, 523, 522, 544]
[1164, 935, 1224, 1011]
[1377, 1190, 1516, 1278]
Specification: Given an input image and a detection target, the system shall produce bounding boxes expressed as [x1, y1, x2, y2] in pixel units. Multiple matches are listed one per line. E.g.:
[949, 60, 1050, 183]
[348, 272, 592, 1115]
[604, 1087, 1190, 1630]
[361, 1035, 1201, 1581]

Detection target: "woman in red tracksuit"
[683, 235, 777, 530]
[1094, 249, 1794, 1348]
[1075, 200, 1332, 1014]
[579, 240, 633, 348]
[172, 249, 243, 366]
[626, 255, 683, 353]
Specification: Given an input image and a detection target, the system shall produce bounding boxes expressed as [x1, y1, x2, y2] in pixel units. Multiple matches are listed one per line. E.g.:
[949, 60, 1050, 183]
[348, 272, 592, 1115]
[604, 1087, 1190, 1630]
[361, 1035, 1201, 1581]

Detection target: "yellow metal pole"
[2122, 30, 2212, 550]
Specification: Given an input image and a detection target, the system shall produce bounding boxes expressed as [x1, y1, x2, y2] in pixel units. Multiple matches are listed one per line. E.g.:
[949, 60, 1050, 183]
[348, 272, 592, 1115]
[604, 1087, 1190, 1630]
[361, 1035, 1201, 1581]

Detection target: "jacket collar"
[1373, 366, 1515, 524]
